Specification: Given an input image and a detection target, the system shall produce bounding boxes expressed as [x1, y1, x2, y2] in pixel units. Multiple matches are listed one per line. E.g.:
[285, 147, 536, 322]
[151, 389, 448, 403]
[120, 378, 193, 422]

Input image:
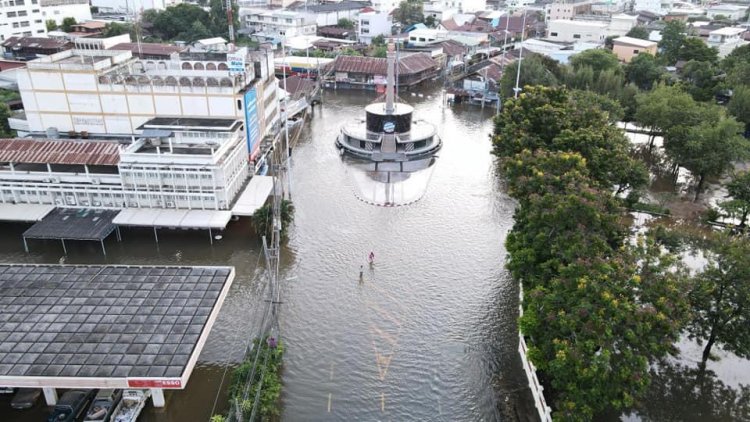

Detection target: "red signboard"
[127, 379, 182, 389]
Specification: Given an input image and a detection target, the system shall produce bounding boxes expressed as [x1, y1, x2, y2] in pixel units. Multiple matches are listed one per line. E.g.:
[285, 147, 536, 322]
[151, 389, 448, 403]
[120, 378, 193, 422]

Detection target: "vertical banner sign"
[244, 87, 261, 160]
[227, 47, 248, 75]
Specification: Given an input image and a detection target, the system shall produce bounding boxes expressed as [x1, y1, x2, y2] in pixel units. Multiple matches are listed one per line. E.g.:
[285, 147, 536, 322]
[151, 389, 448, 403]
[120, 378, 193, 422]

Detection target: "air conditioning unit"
[166, 201, 175, 207]
[42, 178, 51, 183]
[90, 178, 100, 185]
[92, 201, 101, 206]
[49, 177, 60, 183]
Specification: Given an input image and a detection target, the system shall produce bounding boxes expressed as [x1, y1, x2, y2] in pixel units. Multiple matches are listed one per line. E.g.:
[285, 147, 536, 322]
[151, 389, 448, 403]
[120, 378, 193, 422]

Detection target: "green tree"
[371, 34, 385, 46]
[592, 67, 626, 97]
[634, 84, 702, 149]
[626, 26, 650, 40]
[102, 22, 133, 38]
[659, 20, 687, 65]
[499, 54, 558, 99]
[625, 53, 665, 90]
[337, 18, 354, 29]
[45, 19, 58, 32]
[372, 45, 387, 58]
[183, 21, 212, 43]
[395, 0, 424, 27]
[0, 103, 14, 138]
[425, 15, 436, 27]
[569, 48, 620, 76]
[719, 171, 750, 228]
[687, 235, 750, 365]
[670, 115, 748, 201]
[61, 17, 77, 32]
[677, 37, 719, 64]
[143, 4, 211, 40]
[728, 85, 750, 135]
[679, 60, 720, 101]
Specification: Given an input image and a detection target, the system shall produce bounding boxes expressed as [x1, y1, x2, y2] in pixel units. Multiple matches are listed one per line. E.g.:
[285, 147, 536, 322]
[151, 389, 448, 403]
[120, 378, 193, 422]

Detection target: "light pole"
[513, 8, 527, 99]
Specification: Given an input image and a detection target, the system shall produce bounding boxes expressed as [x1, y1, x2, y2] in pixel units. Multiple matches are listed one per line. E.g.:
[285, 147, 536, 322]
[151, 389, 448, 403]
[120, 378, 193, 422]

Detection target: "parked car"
[47, 390, 97, 422]
[84, 389, 122, 422]
[10, 388, 41, 409]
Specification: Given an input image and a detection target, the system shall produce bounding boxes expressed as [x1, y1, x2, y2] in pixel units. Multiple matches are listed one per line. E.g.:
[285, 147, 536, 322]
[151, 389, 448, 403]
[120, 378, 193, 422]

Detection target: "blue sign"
[244, 88, 261, 158]
[383, 121, 395, 133]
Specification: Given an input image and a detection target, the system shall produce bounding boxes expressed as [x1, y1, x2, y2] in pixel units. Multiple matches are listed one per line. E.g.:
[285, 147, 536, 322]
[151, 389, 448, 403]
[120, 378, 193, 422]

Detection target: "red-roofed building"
[324, 53, 438, 88]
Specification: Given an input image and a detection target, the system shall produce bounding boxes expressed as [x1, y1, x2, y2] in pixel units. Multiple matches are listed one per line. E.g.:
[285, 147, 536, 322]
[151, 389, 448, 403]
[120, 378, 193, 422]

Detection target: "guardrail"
[518, 283, 553, 422]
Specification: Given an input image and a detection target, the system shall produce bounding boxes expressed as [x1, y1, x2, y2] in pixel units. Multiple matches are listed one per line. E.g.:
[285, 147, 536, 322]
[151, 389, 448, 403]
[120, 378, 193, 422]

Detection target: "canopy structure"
[0, 264, 235, 394]
[113, 209, 232, 244]
[232, 176, 274, 217]
[0, 203, 55, 222]
[22, 208, 120, 255]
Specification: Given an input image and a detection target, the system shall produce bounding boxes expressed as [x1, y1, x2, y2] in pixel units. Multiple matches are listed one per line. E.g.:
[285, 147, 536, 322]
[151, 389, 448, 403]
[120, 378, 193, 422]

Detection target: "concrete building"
[706, 4, 748, 21]
[91, 0, 182, 14]
[371, 0, 398, 14]
[293, 1, 367, 27]
[634, 0, 671, 15]
[544, 0, 594, 23]
[612, 35, 658, 62]
[1, 36, 71, 59]
[358, 11, 391, 44]
[10, 42, 279, 160]
[547, 19, 608, 43]
[707, 26, 748, 57]
[424, 3, 457, 23]
[608, 13, 638, 36]
[244, 9, 317, 38]
[0, 118, 249, 211]
[0, 0, 48, 41]
[40, 0, 92, 27]
[433, 0, 486, 13]
[408, 28, 450, 46]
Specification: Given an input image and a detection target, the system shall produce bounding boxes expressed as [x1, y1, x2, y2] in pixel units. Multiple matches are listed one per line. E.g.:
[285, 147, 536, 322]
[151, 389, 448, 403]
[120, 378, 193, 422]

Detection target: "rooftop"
[138, 117, 242, 132]
[23, 208, 119, 242]
[0, 139, 120, 166]
[291, 0, 370, 13]
[0, 264, 234, 388]
[710, 27, 747, 36]
[108, 42, 186, 57]
[1, 37, 70, 50]
[326, 53, 438, 76]
[613, 36, 658, 47]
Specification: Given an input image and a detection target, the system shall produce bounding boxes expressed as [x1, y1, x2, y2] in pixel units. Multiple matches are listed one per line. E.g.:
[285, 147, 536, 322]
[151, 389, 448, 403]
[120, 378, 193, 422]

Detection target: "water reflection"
[345, 156, 438, 206]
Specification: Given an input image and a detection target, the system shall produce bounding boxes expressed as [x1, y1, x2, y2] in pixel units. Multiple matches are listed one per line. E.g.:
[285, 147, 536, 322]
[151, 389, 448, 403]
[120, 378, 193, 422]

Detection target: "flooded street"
[0, 88, 538, 421]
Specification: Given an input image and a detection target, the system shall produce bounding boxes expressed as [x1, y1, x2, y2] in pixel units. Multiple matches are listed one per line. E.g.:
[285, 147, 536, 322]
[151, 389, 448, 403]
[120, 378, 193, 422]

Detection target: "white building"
[434, 0, 486, 13]
[423, 3, 457, 22]
[0, 0, 48, 41]
[608, 13, 638, 36]
[706, 4, 748, 21]
[545, 0, 595, 23]
[358, 11, 391, 44]
[408, 28, 450, 46]
[244, 9, 317, 38]
[547, 19, 608, 43]
[11, 43, 279, 160]
[91, 0, 181, 14]
[295, 1, 366, 27]
[40, 0, 92, 27]
[371, 0, 398, 14]
[633, 0, 671, 15]
[707, 27, 748, 57]
[0, 118, 249, 212]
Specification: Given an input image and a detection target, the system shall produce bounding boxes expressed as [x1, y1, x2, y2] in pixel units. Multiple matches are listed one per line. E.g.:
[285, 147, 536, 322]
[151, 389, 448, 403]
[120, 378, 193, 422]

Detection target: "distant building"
[547, 19, 608, 43]
[612, 36, 658, 62]
[193, 37, 228, 52]
[707, 27, 748, 57]
[243, 9, 317, 39]
[706, 4, 748, 21]
[0, 0, 48, 41]
[634, 0, 672, 15]
[1, 36, 72, 59]
[107, 42, 187, 59]
[324, 53, 439, 88]
[371, 0, 398, 14]
[40, 0, 92, 27]
[608, 13, 638, 36]
[317, 26, 353, 40]
[430, 0, 486, 13]
[545, 0, 595, 23]
[408, 28, 450, 46]
[91, 0, 182, 14]
[358, 11, 391, 44]
[69, 21, 106, 37]
[291, 1, 367, 27]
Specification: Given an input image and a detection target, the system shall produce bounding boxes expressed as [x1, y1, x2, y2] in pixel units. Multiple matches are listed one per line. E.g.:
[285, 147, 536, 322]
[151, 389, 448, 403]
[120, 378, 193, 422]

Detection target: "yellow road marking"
[375, 352, 393, 381]
[327, 393, 332, 412]
[381, 392, 385, 412]
[366, 301, 402, 327]
[369, 324, 398, 347]
[329, 362, 335, 381]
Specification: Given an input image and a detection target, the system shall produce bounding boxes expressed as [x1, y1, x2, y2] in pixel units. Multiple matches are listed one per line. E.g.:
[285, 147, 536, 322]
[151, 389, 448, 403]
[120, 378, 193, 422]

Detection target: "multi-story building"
[293, 1, 367, 27]
[707, 27, 748, 57]
[358, 11, 391, 44]
[612, 35, 657, 62]
[11, 40, 279, 160]
[40, 0, 92, 27]
[244, 9, 317, 38]
[91, 0, 181, 14]
[544, 0, 594, 23]
[0, 0, 48, 41]
[371, 0, 398, 14]
[547, 19, 608, 42]
[433, 0, 486, 13]
[706, 4, 748, 21]
[0, 117, 249, 211]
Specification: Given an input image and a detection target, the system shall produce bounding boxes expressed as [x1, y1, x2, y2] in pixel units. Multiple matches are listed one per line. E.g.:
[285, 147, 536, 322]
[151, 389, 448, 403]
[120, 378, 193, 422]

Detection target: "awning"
[0, 203, 54, 222]
[24, 208, 119, 241]
[113, 208, 232, 229]
[232, 176, 273, 216]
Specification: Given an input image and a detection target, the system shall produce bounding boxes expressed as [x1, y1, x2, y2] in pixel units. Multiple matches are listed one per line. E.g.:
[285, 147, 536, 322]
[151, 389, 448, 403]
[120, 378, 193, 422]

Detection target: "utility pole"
[513, 8, 527, 99]
[226, 0, 235, 47]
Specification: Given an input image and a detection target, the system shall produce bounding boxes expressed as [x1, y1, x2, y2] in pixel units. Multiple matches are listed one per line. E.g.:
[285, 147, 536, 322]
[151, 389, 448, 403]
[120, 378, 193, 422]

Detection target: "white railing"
[518, 283, 554, 422]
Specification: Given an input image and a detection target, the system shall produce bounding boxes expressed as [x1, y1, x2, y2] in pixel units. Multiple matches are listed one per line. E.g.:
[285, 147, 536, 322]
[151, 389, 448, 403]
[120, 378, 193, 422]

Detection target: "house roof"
[293, 0, 370, 13]
[436, 39, 468, 56]
[327, 53, 437, 75]
[0, 60, 25, 71]
[1, 36, 70, 50]
[72, 21, 106, 30]
[280, 74, 315, 98]
[108, 42, 186, 57]
[710, 27, 747, 36]
[613, 36, 657, 48]
[317, 26, 351, 37]
[0, 139, 120, 166]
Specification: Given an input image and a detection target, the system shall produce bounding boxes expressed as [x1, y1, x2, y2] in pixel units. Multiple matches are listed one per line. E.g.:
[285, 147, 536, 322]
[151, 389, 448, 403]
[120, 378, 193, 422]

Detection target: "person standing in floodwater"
[368, 251, 375, 264]
[359, 265, 364, 281]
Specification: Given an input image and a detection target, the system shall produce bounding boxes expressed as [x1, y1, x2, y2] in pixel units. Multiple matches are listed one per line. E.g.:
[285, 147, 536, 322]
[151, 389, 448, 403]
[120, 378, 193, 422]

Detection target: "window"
[362, 28, 369, 33]
[272, 17, 278, 22]
[362, 20, 369, 25]
[35, 19, 41, 23]
[550, 32, 558, 36]
[32, 8, 38, 12]
[633, 49, 640, 54]
[12, 22, 19, 28]
[54, 10, 60, 14]
[419, 37, 425, 41]
[31, 0, 37, 3]
[16, 0, 24, 5]
[285, 18, 292, 23]
[573, 34, 581, 39]
[237, 99, 242, 110]
[7, 11, 16, 17]
[36, 29, 43, 33]
[18, 10, 27, 16]
[20, 21, 29, 27]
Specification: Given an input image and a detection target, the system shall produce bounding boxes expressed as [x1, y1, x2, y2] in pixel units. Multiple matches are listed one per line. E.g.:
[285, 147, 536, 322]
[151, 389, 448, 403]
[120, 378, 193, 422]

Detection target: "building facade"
[0, 118, 249, 211]
[0, 0, 48, 41]
[91, 0, 181, 14]
[612, 35, 657, 62]
[244, 9, 317, 38]
[707, 27, 748, 57]
[358, 11, 391, 44]
[545, 0, 594, 22]
[40, 0, 92, 27]
[546, 19, 608, 43]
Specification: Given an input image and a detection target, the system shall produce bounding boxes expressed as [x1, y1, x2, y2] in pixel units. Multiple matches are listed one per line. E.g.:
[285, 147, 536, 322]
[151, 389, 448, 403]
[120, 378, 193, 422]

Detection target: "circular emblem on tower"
[383, 122, 395, 133]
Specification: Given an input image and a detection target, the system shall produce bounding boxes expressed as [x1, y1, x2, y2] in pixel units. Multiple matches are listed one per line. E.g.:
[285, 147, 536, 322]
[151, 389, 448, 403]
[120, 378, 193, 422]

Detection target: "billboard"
[244, 87, 261, 160]
[227, 47, 247, 75]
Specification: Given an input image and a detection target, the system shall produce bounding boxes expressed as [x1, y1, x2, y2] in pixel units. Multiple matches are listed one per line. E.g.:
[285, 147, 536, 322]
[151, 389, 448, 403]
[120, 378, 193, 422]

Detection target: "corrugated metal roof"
[0, 139, 120, 166]
[108, 42, 186, 57]
[329, 53, 437, 75]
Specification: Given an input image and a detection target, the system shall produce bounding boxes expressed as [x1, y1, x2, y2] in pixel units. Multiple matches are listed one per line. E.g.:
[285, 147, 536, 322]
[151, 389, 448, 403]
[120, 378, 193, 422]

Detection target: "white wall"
[358, 12, 391, 44]
[547, 20, 608, 43]
[41, 1, 92, 26]
[0, 0, 47, 41]
[90, 0, 181, 13]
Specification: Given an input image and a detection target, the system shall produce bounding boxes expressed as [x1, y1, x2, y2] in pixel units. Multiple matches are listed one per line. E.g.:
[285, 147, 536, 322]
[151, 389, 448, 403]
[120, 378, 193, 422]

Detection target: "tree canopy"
[625, 53, 665, 90]
[394, 0, 424, 27]
[626, 26, 650, 40]
[719, 171, 750, 228]
[659, 20, 687, 65]
[499, 53, 558, 99]
[141, 1, 238, 42]
[61, 17, 77, 33]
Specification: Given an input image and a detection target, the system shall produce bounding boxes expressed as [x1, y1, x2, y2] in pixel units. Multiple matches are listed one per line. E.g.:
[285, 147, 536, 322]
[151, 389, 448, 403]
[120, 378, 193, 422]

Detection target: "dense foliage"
[140, 1, 239, 43]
